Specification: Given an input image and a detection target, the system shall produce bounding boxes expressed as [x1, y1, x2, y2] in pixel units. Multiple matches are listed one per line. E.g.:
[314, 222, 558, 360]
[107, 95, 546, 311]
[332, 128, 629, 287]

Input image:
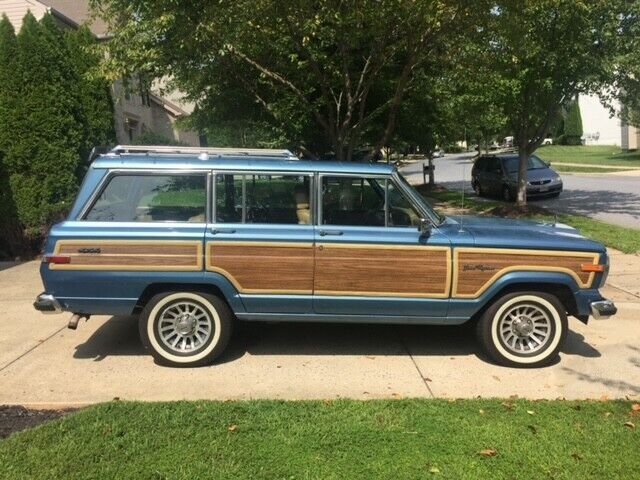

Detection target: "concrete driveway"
[401, 153, 640, 229]
[1, 258, 639, 407]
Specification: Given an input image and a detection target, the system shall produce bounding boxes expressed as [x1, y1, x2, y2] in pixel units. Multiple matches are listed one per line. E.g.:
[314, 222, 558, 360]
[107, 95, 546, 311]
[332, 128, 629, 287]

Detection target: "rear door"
[205, 171, 315, 313]
[313, 173, 451, 318]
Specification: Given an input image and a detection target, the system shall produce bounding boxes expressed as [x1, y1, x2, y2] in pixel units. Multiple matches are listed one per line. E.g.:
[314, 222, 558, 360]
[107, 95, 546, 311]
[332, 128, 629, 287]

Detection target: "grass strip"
[0, 399, 638, 480]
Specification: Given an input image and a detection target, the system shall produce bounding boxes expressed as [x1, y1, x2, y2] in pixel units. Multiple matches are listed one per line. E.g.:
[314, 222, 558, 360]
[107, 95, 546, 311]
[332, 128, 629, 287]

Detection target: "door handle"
[319, 230, 343, 236]
[210, 228, 236, 235]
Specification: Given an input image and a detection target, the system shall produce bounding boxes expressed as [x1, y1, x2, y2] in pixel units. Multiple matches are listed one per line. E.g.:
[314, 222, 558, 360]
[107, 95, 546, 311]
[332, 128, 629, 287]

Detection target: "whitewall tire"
[476, 292, 567, 368]
[139, 291, 233, 367]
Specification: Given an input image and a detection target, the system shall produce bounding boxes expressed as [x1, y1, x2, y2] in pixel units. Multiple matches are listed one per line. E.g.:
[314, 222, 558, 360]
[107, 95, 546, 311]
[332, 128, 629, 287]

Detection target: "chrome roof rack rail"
[109, 145, 298, 159]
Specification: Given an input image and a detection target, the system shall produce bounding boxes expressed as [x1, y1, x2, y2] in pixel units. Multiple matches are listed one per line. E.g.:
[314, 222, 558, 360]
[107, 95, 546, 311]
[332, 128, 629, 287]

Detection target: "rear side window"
[215, 173, 311, 225]
[84, 174, 207, 222]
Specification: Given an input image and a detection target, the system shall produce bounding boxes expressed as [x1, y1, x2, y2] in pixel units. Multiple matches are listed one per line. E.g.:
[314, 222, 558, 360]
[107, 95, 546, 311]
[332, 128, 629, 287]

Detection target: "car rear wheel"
[139, 291, 233, 367]
[476, 292, 567, 368]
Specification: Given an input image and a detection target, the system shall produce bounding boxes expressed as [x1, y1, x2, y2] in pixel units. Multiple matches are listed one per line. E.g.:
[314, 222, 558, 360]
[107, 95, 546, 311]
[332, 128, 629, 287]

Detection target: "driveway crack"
[0, 325, 66, 373]
[395, 327, 435, 398]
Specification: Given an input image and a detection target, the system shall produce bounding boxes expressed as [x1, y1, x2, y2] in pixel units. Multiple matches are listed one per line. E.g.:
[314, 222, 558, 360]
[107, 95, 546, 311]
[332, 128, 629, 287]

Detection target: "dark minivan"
[472, 153, 563, 201]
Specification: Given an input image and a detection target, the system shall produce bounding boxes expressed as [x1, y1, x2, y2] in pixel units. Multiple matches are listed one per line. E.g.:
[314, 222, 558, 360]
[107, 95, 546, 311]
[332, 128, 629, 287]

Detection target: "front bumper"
[526, 183, 562, 197]
[590, 299, 617, 320]
[33, 293, 62, 314]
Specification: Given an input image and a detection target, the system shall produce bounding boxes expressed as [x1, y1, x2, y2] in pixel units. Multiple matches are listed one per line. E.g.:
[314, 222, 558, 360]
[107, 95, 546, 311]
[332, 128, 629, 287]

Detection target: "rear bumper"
[590, 299, 617, 320]
[33, 293, 62, 314]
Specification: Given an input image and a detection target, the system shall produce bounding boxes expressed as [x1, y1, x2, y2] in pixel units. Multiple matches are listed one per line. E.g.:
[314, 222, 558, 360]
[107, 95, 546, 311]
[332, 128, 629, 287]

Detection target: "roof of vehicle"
[91, 145, 396, 175]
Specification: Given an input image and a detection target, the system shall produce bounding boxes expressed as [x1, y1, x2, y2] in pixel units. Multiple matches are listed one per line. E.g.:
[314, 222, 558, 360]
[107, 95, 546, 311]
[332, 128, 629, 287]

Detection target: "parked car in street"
[34, 145, 614, 368]
[471, 153, 563, 201]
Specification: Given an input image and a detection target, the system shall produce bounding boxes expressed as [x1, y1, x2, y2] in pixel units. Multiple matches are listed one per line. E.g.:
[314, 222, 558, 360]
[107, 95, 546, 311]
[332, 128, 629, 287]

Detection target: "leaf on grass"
[632, 404, 640, 414]
[479, 449, 498, 457]
[600, 395, 610, 402]
[571, 453, 584, 461]
[479, 409, 485, 415]
[572, 404, 582, 411]
[323, 399, 333, 406]
[228, 424, 238, 433]
[604, 412, 613, 417]
[501, 402, 514, 411]
[527, 410, 535, 415]
[623, 422, 635, 429]
[429, 467, 440, 474]
[391, 393, 403, 400]
[527, 425, 537, 434]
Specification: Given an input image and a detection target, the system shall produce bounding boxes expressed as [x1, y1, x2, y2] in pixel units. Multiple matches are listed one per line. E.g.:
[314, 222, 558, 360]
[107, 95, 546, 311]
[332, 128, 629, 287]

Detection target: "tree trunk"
[516, 143, 528, 206]
[428, 156, 435, 185]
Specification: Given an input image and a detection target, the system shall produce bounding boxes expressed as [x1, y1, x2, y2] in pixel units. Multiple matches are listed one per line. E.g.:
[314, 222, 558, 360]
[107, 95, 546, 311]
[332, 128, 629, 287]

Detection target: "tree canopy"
[91, 0, 487, 160]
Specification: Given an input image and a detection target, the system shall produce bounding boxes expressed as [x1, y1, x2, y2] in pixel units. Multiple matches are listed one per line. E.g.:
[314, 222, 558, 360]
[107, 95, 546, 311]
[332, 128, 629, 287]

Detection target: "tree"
[488, 1, 632, 205]
[560, 98, 583, 145]
[6, 13, 86, 236]
[0, 16, 23, 256]
[65, 25, 116, 159]
[91, 0, 487, 160]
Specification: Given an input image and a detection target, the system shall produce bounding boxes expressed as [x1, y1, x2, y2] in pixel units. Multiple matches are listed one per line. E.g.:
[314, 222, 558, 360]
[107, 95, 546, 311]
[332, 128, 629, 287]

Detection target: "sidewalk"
[0, 253, 638, 407]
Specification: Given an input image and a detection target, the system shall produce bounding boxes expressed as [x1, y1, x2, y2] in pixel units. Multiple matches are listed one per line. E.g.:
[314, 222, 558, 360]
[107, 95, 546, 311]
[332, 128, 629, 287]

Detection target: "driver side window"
[321, 176, 420, 227]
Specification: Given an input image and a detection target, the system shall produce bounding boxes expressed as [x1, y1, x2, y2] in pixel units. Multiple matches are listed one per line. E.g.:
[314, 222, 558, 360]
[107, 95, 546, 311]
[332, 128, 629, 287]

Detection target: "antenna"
[459, 162, 466, 232]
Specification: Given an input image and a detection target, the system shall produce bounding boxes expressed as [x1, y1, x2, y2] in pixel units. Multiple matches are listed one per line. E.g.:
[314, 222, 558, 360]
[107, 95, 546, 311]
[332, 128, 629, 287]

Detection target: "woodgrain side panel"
[314, 244, 450, 298]
[453, 248, 600, 298]
[206, 242, 314, 294]
[51, 240, 202, 271]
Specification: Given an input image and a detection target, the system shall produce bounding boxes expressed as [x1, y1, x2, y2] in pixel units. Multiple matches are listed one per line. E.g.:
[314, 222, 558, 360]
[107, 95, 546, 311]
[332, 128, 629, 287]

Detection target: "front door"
[313, 174, 451, 317]
[205, 171, 315, 313]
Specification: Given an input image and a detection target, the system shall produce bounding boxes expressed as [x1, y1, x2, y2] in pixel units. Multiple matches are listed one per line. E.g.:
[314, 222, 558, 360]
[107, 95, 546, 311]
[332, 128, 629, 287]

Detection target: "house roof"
[38, 0, 109, 37]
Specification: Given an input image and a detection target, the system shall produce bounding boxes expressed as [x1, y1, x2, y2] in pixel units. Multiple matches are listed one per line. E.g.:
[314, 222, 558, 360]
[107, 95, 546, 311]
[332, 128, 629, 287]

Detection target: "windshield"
[394, 171, 445, 226]
[503, 155, 548, 173]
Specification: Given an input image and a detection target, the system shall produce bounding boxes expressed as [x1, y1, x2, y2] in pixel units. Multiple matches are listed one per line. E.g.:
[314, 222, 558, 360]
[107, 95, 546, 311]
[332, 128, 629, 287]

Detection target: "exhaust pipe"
[68, 313, 90, 330]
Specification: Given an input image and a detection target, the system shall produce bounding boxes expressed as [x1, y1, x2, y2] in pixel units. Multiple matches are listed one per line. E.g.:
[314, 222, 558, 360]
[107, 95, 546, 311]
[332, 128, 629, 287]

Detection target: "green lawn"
[551, 165, 635, 174]
[421, 188, 640, 254]
[0, 400, 638, 479]
[536, 145, 640, 167]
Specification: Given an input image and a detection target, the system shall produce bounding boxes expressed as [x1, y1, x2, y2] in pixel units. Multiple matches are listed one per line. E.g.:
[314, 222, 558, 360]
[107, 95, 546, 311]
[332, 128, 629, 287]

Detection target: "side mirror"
[419, 218, 432, 236]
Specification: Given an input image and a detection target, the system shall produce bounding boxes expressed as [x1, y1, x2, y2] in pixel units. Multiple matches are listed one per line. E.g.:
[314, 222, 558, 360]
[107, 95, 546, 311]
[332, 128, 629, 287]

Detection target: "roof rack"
[109, 145, 298, 159]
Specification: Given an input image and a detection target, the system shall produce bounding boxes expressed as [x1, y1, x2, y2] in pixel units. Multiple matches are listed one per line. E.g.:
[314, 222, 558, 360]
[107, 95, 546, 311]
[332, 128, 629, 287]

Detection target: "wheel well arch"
[471, 282, 578, 321]
[133, 283, 231, 315]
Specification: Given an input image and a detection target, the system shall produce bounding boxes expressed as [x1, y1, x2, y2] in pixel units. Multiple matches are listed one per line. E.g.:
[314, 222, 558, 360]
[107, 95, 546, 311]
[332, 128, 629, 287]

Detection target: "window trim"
[79, 169, 211, 223]
[212, 170, 315, 226]
[318, 172, 422, 229]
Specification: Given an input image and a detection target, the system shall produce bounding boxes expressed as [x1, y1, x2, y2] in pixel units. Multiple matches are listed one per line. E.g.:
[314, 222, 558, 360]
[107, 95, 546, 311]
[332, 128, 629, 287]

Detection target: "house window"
[125, 118, 139, 142]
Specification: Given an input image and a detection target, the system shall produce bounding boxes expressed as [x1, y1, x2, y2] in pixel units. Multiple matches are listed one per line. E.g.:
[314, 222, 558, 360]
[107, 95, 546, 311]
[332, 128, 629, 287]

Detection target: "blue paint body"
[39, 153, 610, 325]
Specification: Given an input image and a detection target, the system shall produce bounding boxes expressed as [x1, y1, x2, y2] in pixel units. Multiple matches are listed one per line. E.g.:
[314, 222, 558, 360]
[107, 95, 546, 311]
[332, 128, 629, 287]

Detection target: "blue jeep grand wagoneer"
[34, 146, 616, 368]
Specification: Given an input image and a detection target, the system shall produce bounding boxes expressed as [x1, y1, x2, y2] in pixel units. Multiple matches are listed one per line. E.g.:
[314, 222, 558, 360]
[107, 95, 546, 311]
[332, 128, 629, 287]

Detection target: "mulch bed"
[0, 405, 76, 439]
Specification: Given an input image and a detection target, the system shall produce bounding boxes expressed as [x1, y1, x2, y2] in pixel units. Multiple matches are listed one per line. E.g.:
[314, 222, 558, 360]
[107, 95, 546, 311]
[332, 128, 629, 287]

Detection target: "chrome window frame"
[211, 170, 315, 226]
[78, 169, 211, 224]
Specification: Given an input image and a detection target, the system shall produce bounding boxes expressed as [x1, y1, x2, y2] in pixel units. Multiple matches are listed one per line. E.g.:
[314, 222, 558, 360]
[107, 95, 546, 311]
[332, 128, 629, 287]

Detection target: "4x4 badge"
[78, 248, 101, 254]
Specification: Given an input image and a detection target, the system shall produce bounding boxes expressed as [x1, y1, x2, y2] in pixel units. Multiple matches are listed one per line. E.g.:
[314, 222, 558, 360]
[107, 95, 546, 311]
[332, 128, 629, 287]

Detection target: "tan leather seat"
[294, 184, 311, 225]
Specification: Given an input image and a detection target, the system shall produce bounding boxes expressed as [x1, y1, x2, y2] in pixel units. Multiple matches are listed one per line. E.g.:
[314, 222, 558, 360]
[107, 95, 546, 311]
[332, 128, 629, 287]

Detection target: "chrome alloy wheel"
[157, 301, 213, 354]
[497, 302, 552, 355]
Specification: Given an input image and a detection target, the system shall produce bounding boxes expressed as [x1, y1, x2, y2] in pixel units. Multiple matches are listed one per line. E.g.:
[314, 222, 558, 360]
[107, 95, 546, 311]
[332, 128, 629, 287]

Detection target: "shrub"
[561, 98, 583, 145]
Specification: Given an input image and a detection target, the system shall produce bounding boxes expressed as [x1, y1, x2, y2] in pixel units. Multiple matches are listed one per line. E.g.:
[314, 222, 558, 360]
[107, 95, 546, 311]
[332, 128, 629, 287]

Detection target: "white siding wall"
[0, 0, 47, 30]
[579, 93, 622, 146]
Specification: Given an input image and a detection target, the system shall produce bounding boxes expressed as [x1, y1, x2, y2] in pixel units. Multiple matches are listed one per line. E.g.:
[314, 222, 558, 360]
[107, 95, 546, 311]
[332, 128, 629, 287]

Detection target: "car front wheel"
[476, 292, 567, 368]
[139, 291, 233, 367]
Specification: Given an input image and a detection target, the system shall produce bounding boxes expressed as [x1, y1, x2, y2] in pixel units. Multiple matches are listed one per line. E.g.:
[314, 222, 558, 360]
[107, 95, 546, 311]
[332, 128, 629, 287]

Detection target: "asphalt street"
[401, 152, 640, 229]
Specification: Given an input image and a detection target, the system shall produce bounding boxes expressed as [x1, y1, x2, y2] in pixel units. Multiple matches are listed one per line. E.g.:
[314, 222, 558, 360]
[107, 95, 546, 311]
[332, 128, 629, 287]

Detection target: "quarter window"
[215, 173, 311, 225]
[84, 174, 207, 222]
